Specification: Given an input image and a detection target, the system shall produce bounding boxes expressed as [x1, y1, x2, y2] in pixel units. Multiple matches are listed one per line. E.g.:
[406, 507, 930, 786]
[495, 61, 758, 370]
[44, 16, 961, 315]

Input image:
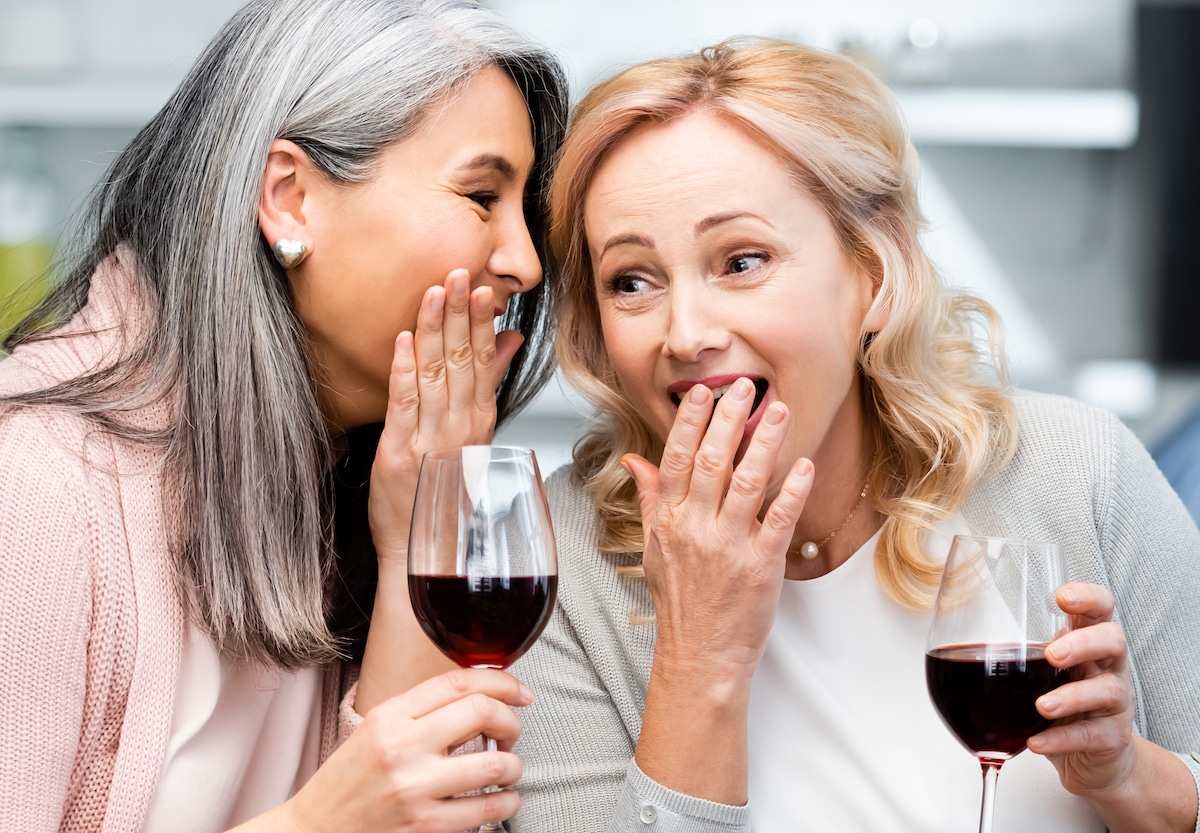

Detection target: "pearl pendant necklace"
[797, 477, 871, 560]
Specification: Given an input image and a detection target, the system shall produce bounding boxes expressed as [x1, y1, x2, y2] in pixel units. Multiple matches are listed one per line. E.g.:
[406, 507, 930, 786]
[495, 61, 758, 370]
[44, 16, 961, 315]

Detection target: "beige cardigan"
[0, 251, 353, 831]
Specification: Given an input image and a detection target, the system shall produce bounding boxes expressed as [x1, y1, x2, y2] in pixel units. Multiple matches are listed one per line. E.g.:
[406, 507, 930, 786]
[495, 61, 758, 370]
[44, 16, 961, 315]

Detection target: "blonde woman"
[509, 38, 1200, 833]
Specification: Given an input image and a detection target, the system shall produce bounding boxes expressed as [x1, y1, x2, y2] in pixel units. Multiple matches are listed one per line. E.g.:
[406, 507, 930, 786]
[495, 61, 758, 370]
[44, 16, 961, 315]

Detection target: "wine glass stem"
[977, 759, 1003, 833]
[478, 736, 503, 833]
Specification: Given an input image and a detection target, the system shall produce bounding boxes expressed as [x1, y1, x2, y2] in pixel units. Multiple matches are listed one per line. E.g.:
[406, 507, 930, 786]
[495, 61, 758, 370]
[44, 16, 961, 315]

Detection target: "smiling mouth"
[671, 378, 769, 413]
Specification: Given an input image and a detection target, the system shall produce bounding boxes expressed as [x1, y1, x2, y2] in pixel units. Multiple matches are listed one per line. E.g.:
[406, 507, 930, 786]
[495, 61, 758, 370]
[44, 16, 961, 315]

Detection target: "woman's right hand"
[622, 378, 814, 680]
[357, 268, 523, 714]
[276, 668, 532, 833]
[368, 268, 523, 563]
[620, 378, 813, 805]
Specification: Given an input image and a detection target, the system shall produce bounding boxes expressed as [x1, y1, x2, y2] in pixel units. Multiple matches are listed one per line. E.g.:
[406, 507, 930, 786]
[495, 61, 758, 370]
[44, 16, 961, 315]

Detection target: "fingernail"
[764, 402, 785, 425]
[429, 289, 444, 314]
[396, 332, 413, 354]
[732, 377, 753, 400]
[1061, 587, 1078, 605]
[1039, 694, 1060, 714]
[688, 385, 708, 404]
[1047, 643, 1068, 663]
[519, 682, 535, 701]
[1027, 734, 1045, 750]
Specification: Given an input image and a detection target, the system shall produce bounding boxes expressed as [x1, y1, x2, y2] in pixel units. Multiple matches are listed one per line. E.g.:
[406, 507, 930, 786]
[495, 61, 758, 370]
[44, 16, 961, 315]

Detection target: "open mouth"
[671, 378, 769, 414]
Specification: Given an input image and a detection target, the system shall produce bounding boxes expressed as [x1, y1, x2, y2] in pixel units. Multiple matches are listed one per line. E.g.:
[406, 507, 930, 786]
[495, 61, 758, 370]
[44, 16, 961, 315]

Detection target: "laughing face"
[584, 109, 885, 498]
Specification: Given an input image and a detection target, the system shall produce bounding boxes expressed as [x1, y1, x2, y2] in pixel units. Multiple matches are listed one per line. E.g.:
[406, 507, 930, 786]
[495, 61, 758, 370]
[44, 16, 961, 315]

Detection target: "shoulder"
[0, 398, 166, 575]
[542, 462, 655, 633]
[1009, 388, 1123, 447]
[545, 464, 599, 544]
[0, 405, 115, 585]
[0, 404, 97, 510]
[1000, 389, 1137, 486]
[544, 462, 641, 574]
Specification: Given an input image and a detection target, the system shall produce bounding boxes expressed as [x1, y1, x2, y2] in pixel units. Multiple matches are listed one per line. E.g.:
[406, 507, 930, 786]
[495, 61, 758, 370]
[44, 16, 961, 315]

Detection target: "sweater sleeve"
[1100, 411, 1200, 831]
[0, 410, 93, 829]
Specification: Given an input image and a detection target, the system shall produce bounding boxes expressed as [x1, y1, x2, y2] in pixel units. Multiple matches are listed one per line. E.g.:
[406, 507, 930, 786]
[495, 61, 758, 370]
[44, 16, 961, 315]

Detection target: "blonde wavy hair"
[551, 37, 1018, 610]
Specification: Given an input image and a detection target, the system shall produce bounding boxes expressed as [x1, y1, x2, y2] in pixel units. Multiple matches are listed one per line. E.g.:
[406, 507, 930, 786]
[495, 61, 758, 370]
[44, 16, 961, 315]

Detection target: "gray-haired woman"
[0, 0, 567, 830]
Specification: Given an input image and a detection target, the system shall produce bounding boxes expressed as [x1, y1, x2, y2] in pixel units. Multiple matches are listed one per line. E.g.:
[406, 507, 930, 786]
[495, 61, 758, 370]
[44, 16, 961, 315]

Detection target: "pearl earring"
[272, 238, 308, 269]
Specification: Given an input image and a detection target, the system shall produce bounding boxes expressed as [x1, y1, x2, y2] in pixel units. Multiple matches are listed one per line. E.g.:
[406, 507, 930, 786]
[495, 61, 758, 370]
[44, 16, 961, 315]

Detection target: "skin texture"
[585, 110, 883, 564]
[259, 65, 540, 434]
[590, 111, 1197, 830]
[252, 67, 545, 833]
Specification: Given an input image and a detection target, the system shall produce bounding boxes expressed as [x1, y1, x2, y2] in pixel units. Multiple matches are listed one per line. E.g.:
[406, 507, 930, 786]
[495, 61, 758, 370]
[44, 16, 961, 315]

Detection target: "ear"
[859, 269, 891, 334]
[257, 139, 318, 254]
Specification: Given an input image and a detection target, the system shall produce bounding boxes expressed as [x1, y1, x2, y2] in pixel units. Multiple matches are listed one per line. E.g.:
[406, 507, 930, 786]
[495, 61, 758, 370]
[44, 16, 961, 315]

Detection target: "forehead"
[583, 111, 802, 229]
[410, 66, 536, 173]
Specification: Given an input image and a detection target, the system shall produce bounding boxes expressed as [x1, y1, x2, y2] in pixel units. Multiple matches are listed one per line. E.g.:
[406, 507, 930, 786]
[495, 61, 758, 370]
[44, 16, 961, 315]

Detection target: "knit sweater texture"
[0, 252, 353, 831]
[510, 391, 1200, 833]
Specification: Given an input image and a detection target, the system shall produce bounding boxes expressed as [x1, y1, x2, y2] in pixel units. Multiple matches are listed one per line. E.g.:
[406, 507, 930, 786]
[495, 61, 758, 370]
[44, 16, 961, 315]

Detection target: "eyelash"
[603, 274, 647, 296]
[727, 252, 769, 273]
[601, 251, 771, 298]
[468, 192, 499, 210]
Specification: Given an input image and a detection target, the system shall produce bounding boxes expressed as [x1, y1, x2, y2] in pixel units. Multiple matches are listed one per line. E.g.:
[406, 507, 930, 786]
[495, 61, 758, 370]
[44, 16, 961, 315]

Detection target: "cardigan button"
[639, 804, 659, 824]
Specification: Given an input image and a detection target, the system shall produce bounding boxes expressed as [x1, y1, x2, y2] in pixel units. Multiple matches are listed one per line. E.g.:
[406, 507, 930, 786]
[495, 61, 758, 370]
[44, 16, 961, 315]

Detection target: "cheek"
[601, 315, 673, 433]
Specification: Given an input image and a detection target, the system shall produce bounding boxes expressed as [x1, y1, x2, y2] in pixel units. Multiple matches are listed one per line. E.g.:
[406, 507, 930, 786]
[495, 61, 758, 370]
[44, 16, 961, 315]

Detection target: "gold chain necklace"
[794, 476, 871, 560]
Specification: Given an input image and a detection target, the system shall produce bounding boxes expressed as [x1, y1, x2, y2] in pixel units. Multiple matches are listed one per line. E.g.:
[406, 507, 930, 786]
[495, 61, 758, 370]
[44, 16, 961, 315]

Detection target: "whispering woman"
[0, 0, 567, 830]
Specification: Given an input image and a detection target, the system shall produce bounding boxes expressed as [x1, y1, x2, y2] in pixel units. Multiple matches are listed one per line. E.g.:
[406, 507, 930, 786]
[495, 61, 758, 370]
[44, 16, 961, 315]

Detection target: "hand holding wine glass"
[408, 445, 558, 833]
[925, 535, 1077, 833]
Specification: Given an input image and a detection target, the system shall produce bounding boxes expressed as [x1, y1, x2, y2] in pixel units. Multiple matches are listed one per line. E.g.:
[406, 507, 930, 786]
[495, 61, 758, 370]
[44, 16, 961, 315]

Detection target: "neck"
[784, 505, 883, 580]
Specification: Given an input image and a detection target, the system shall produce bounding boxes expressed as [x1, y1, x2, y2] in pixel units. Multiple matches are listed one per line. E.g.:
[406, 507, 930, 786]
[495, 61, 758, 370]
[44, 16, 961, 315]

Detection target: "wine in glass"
[925, 535, 1075, 833]
[408, 445, 558, 831]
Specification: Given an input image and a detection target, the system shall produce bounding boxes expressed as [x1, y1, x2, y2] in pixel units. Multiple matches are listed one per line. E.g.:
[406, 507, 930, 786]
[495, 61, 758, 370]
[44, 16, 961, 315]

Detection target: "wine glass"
[925, 535, 1075, 833]
[408, 445, 558, 832]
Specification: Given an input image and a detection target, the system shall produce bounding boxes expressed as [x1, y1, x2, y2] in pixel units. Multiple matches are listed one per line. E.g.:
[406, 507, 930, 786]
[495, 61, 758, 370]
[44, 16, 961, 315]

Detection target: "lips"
[669, 377, 769, 413]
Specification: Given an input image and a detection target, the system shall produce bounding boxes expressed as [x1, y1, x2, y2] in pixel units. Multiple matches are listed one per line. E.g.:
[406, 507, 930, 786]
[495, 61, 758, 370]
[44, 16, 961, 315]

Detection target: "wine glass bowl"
[925, 535, 1074, 833]
[408, 445, 558, 832]
[408, 445, 558, 670]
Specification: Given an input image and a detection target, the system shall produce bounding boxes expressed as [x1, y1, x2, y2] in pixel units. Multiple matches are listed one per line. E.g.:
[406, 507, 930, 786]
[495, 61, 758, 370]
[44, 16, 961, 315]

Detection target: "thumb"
[492, 331, 526, 389]
[620, 453, 660, 523]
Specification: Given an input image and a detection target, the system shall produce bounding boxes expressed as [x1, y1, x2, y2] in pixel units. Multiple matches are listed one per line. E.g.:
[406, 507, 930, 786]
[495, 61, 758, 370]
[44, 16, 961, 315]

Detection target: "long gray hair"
[1, 0, 568, 667]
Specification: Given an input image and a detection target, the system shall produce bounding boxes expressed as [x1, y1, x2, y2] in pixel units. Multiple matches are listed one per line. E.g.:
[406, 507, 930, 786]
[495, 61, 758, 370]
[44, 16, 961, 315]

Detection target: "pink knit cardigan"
[0, 251, 353, 831]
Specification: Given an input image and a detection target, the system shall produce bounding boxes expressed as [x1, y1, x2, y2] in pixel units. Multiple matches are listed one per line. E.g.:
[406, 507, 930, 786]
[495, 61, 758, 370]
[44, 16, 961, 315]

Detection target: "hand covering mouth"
[670, 378, 769, 413]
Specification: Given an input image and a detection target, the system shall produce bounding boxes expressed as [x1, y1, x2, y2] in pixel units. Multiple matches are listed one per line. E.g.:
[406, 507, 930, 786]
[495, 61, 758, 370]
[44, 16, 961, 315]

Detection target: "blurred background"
[1, 0, 1199, 481]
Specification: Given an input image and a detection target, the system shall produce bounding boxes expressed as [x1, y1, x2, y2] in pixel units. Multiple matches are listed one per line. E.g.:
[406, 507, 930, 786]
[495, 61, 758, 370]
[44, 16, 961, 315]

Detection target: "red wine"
[926, 643, 1074, 758]
[409, 574, 557, 669]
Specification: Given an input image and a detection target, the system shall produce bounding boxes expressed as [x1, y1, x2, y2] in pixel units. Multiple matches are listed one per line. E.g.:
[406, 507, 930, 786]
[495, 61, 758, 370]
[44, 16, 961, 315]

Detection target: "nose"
[487, 203, 543, 296]
[662, 281, 730, 362]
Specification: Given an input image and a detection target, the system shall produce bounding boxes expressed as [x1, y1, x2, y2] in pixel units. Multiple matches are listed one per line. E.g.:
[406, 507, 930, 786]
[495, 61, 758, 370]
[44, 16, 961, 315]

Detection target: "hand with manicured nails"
[264, 669, 532, 833]
[1031, 583, 1137, 793]
[619, 378, 814, 805]
[354, 267, 528, 722]
[368, 268, 523, 563]
[621, 379, 814, 681]
[1029, 583, 1198, 832]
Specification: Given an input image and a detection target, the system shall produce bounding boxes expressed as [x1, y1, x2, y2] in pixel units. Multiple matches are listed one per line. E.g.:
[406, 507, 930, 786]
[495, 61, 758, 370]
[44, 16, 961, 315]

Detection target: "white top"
[143, 625, 325, 832]
[747, 513, 1106, 833]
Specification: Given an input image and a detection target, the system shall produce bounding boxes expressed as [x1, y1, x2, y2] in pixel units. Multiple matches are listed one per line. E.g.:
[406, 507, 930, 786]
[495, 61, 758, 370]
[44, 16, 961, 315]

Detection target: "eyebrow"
[600, 233, 654, 256]
[695, 210, 773, 234]
[598, 211, 774, 257]
[459, 153, 519, 181]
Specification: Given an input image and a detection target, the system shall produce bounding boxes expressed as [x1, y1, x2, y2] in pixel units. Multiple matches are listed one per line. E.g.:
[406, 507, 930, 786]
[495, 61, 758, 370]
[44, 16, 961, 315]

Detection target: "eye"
[605, 274, 649, 295]
[468, 192, 499, 210]
[728, 253, 768, 274]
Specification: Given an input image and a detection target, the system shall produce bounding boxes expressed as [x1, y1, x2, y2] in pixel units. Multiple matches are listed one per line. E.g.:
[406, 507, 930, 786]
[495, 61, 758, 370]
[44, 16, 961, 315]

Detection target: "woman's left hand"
[368, 268, 524, 560]
[1028, 582, 1138, 796]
